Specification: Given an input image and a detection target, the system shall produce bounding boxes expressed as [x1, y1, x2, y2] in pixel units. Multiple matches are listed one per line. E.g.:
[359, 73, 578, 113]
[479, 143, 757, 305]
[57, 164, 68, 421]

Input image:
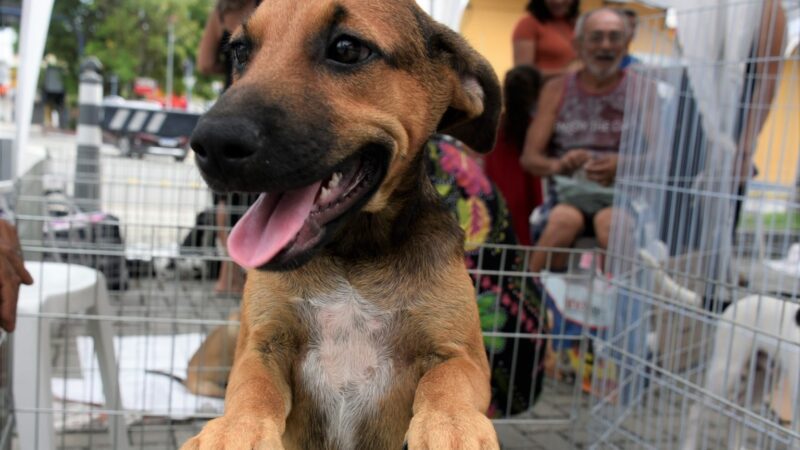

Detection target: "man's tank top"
[549, 71, 630, 159]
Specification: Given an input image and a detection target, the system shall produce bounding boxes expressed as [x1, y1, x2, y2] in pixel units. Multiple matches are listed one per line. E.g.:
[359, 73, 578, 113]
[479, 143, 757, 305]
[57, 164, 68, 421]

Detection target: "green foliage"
[739, 210, 800, 232]
[45, 0, 218, 102]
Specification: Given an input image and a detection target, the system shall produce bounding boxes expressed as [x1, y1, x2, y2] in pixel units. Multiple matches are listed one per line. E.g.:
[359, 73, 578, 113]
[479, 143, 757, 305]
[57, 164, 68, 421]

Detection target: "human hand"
[555, 149, 592, 175]
[0, 221, 33, 332]
[585, 154, 619, 186]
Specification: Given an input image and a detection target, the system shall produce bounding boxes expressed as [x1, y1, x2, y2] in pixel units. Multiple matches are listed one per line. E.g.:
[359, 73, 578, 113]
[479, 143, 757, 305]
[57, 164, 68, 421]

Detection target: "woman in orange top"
[513, 0, 580, 76]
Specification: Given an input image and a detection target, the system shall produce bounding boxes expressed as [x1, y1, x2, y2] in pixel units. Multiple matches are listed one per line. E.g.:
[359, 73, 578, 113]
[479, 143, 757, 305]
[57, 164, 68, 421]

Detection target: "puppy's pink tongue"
[228, 182, 322, 268]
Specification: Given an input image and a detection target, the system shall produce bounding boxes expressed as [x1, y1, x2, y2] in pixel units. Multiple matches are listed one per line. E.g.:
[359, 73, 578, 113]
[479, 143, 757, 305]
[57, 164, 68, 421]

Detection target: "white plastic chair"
[13, 261, 129, 450]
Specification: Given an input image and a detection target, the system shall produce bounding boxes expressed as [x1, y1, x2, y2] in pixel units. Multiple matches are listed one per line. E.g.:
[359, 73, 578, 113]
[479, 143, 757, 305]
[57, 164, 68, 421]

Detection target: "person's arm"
[512, 15, 537, 67]
[197, 11, 226, 76]
[0, 220, 33, 333]
[513, 40, 536, 67]
[215, 198, 230, 249]
[520, 77, 590, 176]
[736, 0, 786, 178]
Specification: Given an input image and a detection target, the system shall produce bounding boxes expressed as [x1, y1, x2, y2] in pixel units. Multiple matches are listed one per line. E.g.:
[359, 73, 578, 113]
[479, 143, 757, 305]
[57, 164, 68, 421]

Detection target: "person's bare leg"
[216, 262, 245, 294]
[214, 200, 244, 294]
[214, 200, 231, 293]
[593, 207, 634, 274]
[531, 204, 586, 273]
[593, 207, 614, 250]
[533, 205, 585, 380]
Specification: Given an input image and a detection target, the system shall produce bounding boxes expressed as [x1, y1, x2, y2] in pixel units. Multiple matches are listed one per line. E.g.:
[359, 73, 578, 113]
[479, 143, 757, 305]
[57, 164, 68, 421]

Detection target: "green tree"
[45, 0, 217, 104]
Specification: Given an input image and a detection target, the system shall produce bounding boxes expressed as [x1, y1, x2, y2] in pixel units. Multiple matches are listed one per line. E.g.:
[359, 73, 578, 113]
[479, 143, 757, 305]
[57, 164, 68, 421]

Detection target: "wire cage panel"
[5, 133, 592, 449]
[589, 1, 800, 449]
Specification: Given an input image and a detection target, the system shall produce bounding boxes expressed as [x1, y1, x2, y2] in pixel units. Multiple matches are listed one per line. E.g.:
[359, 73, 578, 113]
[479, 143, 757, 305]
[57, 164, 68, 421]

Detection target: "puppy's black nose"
[191, 115, 262, 164]
[189, 108, 273, 192]
[189, 85, 334, 192]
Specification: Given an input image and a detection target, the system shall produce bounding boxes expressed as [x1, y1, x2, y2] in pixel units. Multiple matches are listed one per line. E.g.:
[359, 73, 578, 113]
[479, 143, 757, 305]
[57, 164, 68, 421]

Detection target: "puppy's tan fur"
[184, 311, 240, 398]
[182, 1, 501, 448]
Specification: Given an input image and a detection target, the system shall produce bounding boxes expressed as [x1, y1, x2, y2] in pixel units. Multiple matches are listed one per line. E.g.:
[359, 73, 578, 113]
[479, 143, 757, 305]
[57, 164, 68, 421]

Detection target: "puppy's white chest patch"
[301, 281, 394, 450]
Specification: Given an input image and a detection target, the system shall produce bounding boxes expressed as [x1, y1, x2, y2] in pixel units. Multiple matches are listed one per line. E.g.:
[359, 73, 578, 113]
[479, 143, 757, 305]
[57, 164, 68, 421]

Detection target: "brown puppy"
[184, 311, 240, 398]
[182, 0, 501, 449]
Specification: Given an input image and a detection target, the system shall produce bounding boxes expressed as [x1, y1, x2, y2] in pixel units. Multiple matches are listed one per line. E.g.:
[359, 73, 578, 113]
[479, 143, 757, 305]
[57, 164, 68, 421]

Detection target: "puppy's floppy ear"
[428, 22, 501, 153]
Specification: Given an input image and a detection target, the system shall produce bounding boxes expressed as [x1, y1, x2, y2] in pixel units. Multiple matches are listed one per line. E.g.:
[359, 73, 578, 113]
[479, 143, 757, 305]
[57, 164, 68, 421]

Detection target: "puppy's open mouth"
[227, 152, 385, 269]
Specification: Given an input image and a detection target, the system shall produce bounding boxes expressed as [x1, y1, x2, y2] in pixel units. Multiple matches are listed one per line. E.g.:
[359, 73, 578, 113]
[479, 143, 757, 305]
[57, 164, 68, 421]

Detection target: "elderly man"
[521, 8, 632, 273]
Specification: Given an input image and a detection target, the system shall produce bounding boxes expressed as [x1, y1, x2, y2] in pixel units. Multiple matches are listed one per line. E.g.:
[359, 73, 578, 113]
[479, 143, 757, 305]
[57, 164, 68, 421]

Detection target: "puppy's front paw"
[181, 416, 284, 450]
[406, 409, 499, 450]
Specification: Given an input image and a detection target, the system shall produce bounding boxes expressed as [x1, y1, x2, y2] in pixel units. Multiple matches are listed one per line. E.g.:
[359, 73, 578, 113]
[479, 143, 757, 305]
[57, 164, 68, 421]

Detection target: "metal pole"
[0, 137, 11, 183]
[166, 16, 175, 109]
[183, 59, 195, 109]
[74, 57, 103, 211]
[14, 0, 54, 181]
[109, 74, 118, 97]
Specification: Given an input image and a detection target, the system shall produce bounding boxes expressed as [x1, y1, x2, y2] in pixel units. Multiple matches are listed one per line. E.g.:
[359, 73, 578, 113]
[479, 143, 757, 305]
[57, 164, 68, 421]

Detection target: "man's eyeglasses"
[585, 31, 626, 45]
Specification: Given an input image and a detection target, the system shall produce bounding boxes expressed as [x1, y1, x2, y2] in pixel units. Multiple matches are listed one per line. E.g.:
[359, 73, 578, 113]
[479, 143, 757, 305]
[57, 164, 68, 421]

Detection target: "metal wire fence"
[5, 133, 592, 449]
[590, 1, 800, 448]
[5, 2, 798, 449]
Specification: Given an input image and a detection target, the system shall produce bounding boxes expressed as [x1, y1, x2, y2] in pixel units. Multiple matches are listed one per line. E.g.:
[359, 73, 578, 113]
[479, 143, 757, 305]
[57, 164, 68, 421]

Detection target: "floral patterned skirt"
[426, 135, 546, 417]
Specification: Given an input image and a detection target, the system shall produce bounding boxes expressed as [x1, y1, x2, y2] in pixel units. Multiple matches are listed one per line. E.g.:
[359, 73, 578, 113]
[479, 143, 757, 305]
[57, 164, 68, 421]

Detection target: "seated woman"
[427, 134, 545, 417]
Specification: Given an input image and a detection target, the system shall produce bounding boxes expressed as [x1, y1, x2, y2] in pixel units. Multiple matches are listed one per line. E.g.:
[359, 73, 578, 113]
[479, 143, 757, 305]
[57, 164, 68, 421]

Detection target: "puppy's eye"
[231, 42, 251, 71]
[327, 36, 371, 65]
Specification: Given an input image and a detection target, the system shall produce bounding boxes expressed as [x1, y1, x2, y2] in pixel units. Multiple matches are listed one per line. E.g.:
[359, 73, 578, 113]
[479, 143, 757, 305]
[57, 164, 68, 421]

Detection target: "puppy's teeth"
[330, 172, 342, 188]
[320, 186, 331, 200]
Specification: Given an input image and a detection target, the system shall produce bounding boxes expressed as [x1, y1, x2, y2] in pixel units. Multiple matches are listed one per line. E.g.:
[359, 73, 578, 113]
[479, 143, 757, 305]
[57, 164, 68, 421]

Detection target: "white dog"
[638, 247, 702, 309]
[639, 249, 800, 449]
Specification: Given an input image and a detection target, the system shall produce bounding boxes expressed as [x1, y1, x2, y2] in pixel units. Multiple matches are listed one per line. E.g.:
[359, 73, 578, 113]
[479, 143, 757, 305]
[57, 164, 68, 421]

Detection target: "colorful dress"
[425, 134, 546, 417]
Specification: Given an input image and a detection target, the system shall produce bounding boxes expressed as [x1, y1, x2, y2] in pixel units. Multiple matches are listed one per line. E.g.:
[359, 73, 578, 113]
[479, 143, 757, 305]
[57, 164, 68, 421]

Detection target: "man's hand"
[555, 149, 592, 175]
[585, 154, 619, 186]
[0, 221, 33, 332]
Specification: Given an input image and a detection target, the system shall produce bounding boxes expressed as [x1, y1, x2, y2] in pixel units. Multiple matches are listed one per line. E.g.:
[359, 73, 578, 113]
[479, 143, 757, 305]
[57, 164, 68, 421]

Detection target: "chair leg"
[12, 316, 54, 450]
[88, 280, 130, 450]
